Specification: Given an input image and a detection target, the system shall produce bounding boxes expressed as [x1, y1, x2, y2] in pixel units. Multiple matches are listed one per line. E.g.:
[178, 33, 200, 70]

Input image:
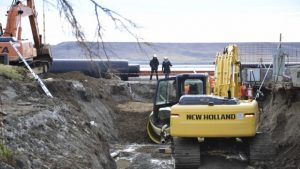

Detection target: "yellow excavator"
[147, 45, 274, 168]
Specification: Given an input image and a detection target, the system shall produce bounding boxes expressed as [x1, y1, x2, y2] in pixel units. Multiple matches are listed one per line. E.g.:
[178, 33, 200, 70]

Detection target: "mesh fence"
[237, 43, 300, 64]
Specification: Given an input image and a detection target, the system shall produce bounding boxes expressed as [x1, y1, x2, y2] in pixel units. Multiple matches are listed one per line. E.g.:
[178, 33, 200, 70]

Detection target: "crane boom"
[3, 1, 33, 39]
[0, 0, 52, 73]
[3, 0, 42, 48]
[27, 0, 42, 49]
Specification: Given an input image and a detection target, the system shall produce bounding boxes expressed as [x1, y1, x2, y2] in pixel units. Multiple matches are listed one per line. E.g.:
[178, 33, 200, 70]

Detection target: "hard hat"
[164, 56, 168, 60]
[153, 54, 157, 58]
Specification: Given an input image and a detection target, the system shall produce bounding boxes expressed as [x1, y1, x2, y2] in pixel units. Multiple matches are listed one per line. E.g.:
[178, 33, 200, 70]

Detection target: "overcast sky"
[0, 0, 299, 44]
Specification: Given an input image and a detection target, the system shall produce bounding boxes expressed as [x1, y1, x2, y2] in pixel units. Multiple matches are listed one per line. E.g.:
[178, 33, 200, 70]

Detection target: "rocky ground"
[0, 66, 299, 169]
[0, 68, 156, 169]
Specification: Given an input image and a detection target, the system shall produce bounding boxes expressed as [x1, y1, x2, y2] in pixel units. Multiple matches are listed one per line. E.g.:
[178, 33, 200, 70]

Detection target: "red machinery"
[0, 0, 52, 72]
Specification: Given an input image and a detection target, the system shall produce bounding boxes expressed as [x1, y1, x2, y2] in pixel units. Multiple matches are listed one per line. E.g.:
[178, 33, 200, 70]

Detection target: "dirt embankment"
[259, 88, 300, 169]
[0, 71, 156, 169]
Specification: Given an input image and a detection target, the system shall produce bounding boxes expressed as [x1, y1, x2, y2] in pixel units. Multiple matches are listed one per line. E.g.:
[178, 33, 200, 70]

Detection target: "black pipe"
[128, 64, 140, 77]
[49, 59, 140, 80]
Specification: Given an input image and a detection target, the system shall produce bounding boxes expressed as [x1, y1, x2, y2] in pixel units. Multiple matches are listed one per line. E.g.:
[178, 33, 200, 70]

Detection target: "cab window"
[182, 79, 203, 95]
[156, 79, 176, 105]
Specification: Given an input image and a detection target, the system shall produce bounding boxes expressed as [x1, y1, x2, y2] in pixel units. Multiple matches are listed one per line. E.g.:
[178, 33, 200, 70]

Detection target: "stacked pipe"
[49, 59, 140, 81]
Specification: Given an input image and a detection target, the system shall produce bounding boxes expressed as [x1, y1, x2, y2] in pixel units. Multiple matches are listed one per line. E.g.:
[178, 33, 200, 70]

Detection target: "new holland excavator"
[147, 45, 274, 168]
[0, 0, 52, 72]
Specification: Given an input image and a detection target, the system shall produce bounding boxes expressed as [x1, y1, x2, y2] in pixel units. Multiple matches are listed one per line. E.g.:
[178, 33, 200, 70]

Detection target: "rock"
[0, 162, 14, 169]
[32, 158, 43, 168]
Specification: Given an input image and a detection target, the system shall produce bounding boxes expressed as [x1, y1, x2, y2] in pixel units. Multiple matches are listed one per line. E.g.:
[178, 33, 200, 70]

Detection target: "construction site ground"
[0, 67, 299, 169]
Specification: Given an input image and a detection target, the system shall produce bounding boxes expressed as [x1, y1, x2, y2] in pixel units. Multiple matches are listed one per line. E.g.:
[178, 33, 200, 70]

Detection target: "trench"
[1, 70, 298, 169]
[110, 82, 251, 169]
[110, 81, 300, 169]
[110, 101, 173, 169]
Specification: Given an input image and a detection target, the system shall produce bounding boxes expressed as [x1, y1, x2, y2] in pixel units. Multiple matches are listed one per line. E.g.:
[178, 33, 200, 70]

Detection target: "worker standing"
[162, 56, 172, 78]
[0, 23, 3, 36]
[149, 54, 159, 80]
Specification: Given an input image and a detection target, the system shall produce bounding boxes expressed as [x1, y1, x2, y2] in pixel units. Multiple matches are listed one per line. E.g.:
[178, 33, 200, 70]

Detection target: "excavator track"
[172, 137, 200, 169]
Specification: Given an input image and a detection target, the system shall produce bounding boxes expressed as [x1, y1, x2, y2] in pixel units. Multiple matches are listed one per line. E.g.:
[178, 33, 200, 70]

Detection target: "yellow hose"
[147, 119, 171, 144]
[147, 120, 161, 144]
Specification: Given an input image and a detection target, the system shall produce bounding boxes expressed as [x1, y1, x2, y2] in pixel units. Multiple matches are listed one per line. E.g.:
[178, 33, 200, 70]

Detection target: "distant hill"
[51, 42, 300, 64]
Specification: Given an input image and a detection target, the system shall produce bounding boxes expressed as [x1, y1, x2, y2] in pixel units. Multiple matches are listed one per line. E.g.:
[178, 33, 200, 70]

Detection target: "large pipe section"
[49, 58, 140, 80]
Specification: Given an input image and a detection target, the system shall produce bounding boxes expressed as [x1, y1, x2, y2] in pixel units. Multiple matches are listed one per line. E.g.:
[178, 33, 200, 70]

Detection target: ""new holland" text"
[186, 114, 236, 120]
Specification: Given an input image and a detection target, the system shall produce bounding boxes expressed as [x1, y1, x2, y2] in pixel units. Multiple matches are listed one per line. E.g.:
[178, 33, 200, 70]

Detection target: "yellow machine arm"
[214, 45, 240, 98]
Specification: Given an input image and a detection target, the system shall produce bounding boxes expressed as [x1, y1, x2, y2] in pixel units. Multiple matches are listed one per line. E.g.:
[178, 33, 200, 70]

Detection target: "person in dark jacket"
[149, 54, 159, 80]
[162, 56, 172, 78]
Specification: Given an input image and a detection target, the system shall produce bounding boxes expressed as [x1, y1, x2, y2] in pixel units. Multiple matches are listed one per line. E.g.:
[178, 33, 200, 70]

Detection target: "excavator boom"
[214, 45, 240, 97]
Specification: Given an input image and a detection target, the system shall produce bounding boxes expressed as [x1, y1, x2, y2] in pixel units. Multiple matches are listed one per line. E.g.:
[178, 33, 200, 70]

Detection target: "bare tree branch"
[55, 0, 155, 78]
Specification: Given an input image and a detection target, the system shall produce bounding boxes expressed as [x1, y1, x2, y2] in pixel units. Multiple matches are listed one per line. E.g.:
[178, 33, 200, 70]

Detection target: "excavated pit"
[0, 71, 299, 169]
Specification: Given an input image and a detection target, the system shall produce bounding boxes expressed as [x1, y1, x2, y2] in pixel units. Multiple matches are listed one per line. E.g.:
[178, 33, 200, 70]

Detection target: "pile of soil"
[0, 71, 156, 169]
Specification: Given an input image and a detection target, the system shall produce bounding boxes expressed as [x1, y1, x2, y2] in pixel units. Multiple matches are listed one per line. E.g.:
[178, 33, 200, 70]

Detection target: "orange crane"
[0, 0, 52, 72]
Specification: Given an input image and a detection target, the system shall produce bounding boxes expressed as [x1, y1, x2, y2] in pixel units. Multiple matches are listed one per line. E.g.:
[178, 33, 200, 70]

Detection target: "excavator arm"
[213, 45, 241, 98]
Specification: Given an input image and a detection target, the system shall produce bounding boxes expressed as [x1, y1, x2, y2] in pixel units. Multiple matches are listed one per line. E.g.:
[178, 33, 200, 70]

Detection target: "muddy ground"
[0, 69, 299, 169]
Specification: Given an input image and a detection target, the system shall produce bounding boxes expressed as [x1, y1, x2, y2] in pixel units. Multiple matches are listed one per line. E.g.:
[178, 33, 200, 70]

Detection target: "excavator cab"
[147, 74, 209, 144]
[153, 77, 176, 125]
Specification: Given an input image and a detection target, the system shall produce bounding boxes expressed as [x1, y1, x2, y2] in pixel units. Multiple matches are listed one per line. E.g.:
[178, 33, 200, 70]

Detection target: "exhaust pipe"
[227, 90, 232, 99]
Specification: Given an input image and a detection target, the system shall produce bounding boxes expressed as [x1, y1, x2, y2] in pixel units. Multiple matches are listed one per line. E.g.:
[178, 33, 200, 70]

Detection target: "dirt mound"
[0, 71, 157, 169]
[0, 73, 118, 169]
[260, 88, 300, 169]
